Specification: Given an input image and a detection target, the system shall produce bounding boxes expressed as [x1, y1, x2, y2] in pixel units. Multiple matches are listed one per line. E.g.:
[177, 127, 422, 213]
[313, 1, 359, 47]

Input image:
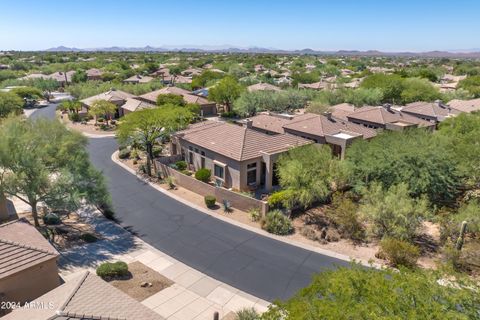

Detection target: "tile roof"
[80, 90, 135, 107]
[447, 98, 480, 113]
[121, 98, 156, 112]
[247, 83, 282, 92]
[249, 114, 291, 134]
[123, 75, 154, 83]
[3, 271, 164, 320]
[402, 101, 461, 119]
[282, 113, 377, 139]
[138, 87, 213, 106]
[347, 106, 434, 127]
[175, 121, 312, 161]
[86, 68, 103, 77]
[0, 219, 58, 279]
[330, 103, 356, 121]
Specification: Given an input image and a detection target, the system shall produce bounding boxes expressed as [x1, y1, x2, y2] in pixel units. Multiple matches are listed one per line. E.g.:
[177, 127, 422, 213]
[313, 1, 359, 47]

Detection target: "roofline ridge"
[57, 271, 90, 313]
[0, 238, 58, 256]
[0, 217, 29, 228]
[239, 125, 249, 160]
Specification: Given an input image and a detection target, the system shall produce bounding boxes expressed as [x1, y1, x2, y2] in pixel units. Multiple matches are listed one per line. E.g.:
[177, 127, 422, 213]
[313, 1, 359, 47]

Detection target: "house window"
[188, 151, 194, 164]
[194, 148, 199, 153]
[247, 162, 257, 185]
[188, 146, 193, 151]
[214, 164, 224, 179]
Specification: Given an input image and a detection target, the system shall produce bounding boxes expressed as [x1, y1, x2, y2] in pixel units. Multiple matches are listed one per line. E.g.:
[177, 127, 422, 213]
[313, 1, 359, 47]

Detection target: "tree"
[58, 100, 82, 114]
[359, 183, 429, 240]
[262, 265, 480, 320]
[0, 92, 23, 118]
[72, 69, 88, 83]
[11, 86, 43, 100]
[0, 117, 109, 227]
[276, 145, 348, 209]
[360, 73, 405, 103]
[191, 70, 224, 89]
[208, 76, 243, 112]
[458, 75, 480, 97]
[156, 93, 185, 106]
[400, 78, 441, 104]
[346, 129, 462, 206]
[88, 100, 117, 125]
[117, 106, 193, 176]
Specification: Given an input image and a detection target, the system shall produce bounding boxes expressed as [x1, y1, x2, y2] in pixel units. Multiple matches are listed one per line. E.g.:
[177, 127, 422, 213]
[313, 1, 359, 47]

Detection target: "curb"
[111, 151, 381, 268]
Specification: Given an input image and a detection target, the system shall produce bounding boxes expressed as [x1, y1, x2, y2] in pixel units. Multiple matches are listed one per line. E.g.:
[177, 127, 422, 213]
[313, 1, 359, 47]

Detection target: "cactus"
[455, 221, 467, 251]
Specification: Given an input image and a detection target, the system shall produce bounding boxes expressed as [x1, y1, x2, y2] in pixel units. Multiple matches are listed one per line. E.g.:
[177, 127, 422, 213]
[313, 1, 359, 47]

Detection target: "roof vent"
[323, 111, 333, 120]
[383, 103, 392, 112]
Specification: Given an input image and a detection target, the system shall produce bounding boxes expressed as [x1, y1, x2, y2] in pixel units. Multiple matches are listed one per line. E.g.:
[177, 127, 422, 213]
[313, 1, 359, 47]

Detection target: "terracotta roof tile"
[138, 87, 213, 106]
[447, 98, 480, 113]
[347, 106, 434, 127]
[402, 101, 461, 119]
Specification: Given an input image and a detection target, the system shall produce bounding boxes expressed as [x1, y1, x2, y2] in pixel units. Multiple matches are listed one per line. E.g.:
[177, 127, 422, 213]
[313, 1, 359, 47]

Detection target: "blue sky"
[1, 0, 479, 51]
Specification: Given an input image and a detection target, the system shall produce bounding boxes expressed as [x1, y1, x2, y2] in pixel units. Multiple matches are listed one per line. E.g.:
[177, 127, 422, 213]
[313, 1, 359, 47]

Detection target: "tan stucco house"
[0, 219, 60, 315]
[171, 121, 312, 192]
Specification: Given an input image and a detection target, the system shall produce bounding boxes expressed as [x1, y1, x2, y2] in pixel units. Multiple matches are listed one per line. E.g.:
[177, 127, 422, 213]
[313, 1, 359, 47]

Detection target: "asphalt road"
[30, 104, 349, 301]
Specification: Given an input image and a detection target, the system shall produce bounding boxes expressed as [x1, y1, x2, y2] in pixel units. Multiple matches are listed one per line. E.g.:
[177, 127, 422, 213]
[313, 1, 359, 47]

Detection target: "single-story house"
[3, 271, 163, 320]
[247, 112, 377, 159]
[120, 97, 156, 116]
[80, 89, 135, 118]
[173, 75, 193, 84]
[48, 71, 76, 85]
[401, 101, 461, 123]
[86, 68, 103, 80]
[345, 104, 436, 130]
[123, 75, 154, 84]
[181, 68, 202, 76]
[0, 219, 60, 314]
[447, 98, 480, 113]
[137, 87, 217, 116]
[171, 121, 312, 192]
[247, 83, 282, 92]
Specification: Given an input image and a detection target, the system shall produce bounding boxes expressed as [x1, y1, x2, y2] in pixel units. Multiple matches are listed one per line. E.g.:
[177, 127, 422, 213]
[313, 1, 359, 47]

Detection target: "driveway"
[30, 104, 349, 301]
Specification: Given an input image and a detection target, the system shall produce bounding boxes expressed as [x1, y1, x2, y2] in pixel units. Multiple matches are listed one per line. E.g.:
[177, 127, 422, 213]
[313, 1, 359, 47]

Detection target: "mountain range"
[44, 45, 480, 58]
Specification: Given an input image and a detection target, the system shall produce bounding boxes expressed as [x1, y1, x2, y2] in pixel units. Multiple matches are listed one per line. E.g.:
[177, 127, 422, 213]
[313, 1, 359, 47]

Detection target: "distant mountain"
[43, 45, 480, 58]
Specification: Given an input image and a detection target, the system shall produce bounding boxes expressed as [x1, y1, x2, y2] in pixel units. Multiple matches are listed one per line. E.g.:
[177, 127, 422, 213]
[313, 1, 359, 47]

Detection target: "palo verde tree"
[0, 92, 24, 118]
[116, 105, 193, 176]
[0, 117, 110, 227]
[88, 99, 117, 125]
[209, 76, 243, 112]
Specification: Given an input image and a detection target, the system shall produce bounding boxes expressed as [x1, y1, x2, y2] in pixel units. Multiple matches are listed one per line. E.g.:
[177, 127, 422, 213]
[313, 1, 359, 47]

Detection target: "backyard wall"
[156, 161, 268, 216]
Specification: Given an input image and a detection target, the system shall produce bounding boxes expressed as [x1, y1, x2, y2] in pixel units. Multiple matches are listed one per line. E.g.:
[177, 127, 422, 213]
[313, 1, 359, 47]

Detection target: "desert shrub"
[223, 199, 232, 212]
[262, 209, 293, 235]
[96, 261, 129, 279]
[118, 148, 130, 159]
[204, 195, 216, 208]
[138, 163, 147, 174]
[220, 111, 238, 118]
[80, 233, 98, 243]
[68, 112, 81, 122]
[195, 168, 211, 182]
[130, 149, 139, 160]
[326, 193, 365, 241]
[43, 212, 61, 225]
[97, 118, 104, 123]
[152, 146, 162, 157]
[267, 189, 297, 209]
[378, 238, 420, 268]
[98, 202, 115, 220]
[301, 226, 318, 241]
[235, 307, 260, 320]
[175, 160, 187, 171]
[248, 208, 261, 222]
[165, 176, 175, 189]
[181, 169, 192, 176]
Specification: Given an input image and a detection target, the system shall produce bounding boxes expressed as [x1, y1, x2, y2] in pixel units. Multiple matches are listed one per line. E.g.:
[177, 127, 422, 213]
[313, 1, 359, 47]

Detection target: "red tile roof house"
[137, 86, 217, 116]
[85, 68, 103, 80]
[400, 101, 461, 124]
[171, 121, 312, 192]
[447, 98, 480, 114]
[123, 74, 154, 84]
[344, 104, 436, 131]
[0, 219, 61, 315]
[246, 112, 377, 159]
[80, 89, 135, 118]
[3, 271, 163, 320]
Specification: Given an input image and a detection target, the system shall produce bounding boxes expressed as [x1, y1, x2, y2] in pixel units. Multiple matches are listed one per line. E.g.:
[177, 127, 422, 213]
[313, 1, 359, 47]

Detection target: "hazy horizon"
[1, 0, 479, 52]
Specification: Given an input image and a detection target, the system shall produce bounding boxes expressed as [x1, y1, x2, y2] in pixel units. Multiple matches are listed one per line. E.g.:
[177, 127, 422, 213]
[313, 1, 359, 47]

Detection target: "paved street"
[30, 104, 349, 301]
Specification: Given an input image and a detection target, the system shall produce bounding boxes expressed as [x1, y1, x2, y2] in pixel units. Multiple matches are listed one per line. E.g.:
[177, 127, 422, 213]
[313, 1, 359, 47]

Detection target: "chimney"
[435, 100, 446, 109]
[243, 118, 253, 128]
[323, 111, 333, 120]
[382, 103, 392, 112]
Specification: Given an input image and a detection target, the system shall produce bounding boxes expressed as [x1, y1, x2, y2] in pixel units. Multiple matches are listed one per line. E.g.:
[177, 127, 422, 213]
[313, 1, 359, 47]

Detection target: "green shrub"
[267, 189, 296, 209]
[43, 213, 61, 225]
[195, 168, 211, 182]
[68, 112, 81, 122]
[248, 208, 261, 222]
[97, 118, 104, 123]
[175, 160, 187, 171]
[166, 176, 175, 189]
[181, 169, 192, 176]
[130, 149, 139, 160]
[326, 193, 365, 241]
[96, 261, 129, 279]
[378, 238, 420, 268]
[204, 195, 216, 208]
[262, 209, 293, 235]
[118, 148, 131, 159]
[301, 226, 319, 241]
[80, 233, 98, 243]
[152, 146, 162, 157]
[235, 307, 260, 320]
[220, 111, 238, 118]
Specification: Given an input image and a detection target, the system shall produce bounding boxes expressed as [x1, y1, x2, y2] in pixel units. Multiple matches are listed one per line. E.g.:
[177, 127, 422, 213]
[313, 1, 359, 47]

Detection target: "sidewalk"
[58, 208, 270, 320]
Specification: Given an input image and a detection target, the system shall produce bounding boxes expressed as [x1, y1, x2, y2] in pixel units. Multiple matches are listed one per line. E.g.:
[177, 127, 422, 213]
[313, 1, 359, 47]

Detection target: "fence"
[155, 160, 269, 216]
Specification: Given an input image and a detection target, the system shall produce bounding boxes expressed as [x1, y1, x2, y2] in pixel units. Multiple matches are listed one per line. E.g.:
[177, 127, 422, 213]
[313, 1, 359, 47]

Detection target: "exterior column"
[264, 157, 273, 192]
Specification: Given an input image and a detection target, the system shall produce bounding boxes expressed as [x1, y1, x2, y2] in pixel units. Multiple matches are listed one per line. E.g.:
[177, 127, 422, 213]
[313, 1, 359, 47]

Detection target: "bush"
[235, 307, 260, 320]
[220, 111, 238, 118]
[97, 118, 104, 123]
[301, 226, 319, 241]
[248, 208, 261, 222]
[68, 112, 81, 122]
[204, 195, 216, 208]
[267, 189, 297, 209]
[80, 233, 98, 243]
[96, 261, 129, 279]
[165, 176, 175, 189]
[195, 168, 211, 182]
[152, 146, 162, 157]
[43, 212, 61, 225]
[378, 238, 420, 268]
[325, 193, 365, 241]
[118, 148, 131, 159]
[262, 209, 293, 235]
[175, 160, 187, 171]
[180, 169, 192, 176]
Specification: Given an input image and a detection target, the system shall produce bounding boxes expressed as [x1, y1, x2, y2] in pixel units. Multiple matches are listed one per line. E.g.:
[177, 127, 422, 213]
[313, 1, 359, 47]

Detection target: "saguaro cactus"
[455, 221, 468, 251]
